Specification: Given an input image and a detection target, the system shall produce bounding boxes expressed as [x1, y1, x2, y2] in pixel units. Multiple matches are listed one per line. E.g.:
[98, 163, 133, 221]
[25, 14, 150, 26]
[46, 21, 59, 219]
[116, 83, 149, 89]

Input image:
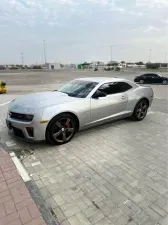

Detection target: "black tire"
[139, 80, 144, 84]
[162, 80, 168, 85]
[132, 99, 149, 121]
[46, 113, 77, 145]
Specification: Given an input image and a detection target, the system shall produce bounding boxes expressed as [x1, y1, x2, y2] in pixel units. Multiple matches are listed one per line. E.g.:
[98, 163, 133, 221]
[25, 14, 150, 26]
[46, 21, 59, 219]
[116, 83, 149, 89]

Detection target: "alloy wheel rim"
[52, 117, 75, 143]
[136, 102, 148, 119]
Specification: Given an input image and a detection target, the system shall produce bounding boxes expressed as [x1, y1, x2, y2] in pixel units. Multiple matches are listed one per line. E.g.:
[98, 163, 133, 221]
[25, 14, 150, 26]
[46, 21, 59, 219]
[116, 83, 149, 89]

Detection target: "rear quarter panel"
[126, 85, 154, 112]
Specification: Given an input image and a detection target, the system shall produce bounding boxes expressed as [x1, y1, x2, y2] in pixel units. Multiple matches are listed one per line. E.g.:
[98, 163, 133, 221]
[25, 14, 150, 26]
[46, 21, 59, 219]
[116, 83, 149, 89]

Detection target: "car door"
[90, 82, 131, 123]
[152, 74, 162, 83]
[143, 74, 153, 83]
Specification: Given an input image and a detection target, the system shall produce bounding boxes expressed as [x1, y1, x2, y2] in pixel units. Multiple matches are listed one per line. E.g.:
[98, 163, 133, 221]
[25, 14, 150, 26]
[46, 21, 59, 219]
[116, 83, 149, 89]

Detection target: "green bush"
[115, 67, 120, 71]
[32, 65, 43, 69]
[146, 63, 160, 69]
[9, 66, 19, 70]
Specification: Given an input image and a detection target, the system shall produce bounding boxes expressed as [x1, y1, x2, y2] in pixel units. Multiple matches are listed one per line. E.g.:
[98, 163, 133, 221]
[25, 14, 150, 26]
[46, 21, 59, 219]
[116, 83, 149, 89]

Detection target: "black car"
[134, 73, 168, 85]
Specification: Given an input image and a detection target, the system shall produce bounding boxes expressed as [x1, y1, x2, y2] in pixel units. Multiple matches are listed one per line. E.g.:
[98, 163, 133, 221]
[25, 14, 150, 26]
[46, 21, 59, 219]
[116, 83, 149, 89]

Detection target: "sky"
[0, 0, 168, 64]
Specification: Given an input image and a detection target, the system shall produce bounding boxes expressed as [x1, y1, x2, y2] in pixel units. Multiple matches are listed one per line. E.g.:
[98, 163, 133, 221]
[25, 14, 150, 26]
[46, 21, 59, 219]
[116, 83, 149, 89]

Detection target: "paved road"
[0, 71, 168, 225]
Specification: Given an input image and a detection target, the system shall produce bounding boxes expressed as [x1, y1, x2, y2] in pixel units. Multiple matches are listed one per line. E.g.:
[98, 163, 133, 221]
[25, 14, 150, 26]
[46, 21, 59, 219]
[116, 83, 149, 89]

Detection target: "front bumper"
[6, 118, 47, 142]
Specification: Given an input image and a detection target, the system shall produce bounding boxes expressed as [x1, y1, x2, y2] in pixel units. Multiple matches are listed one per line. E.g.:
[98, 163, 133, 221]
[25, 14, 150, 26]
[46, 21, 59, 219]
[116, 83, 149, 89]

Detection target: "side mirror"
[92, 90, 107, 99]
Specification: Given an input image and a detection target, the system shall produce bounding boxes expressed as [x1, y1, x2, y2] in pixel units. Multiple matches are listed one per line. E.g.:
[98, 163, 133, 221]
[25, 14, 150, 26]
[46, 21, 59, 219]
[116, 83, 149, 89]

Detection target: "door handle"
[121, 95, 126, 99]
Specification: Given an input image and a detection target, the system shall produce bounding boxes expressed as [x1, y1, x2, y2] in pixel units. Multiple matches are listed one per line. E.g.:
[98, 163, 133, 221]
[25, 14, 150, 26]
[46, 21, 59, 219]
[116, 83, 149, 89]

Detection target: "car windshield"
[57, 80, 98, 98]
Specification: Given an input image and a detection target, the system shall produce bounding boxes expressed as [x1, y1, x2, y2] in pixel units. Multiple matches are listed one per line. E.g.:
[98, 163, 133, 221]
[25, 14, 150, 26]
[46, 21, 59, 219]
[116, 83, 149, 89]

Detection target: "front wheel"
[132, 99, 149, 121]
[46, 113, 77, 145]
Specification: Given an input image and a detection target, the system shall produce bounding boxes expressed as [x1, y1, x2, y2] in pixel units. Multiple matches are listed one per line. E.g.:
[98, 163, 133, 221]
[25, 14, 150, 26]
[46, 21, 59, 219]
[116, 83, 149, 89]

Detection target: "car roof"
[141, 73, 159, 75]
[75, 77, 126, 83]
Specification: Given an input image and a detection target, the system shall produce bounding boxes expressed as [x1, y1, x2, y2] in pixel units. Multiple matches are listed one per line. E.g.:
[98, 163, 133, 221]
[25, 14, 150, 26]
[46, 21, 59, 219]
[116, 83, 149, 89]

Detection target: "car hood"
[9, 91, 79, 113]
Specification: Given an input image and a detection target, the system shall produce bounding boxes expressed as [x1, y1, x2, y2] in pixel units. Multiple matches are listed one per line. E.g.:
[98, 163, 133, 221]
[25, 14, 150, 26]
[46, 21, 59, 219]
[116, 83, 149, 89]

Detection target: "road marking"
[154, 97, 168, 100]
[0, 101, 11, 107]
[10, 152, 31, 182]
[6, 141, 16, 147]
[147, 111, 155, 114]
[154, 97, 163, 100]
[31, 161, 41, 167]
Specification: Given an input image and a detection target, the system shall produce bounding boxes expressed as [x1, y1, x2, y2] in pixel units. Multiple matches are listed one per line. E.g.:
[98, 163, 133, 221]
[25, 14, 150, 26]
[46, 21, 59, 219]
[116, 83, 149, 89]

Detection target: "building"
[46, 63, 61, 70]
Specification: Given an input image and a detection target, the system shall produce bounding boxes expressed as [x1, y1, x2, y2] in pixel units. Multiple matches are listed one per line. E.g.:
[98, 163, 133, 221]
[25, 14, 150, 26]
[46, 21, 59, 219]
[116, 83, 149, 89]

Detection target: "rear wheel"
[132, 99, 149, 121]
[46, 113, 77, 145]
[139, 80, 144, 84]
[162, 80, 168, 85]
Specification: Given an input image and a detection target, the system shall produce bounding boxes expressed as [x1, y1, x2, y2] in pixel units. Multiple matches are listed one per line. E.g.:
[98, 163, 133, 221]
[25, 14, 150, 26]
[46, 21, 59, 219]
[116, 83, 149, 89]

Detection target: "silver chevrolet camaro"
[6, 77, 154, 145]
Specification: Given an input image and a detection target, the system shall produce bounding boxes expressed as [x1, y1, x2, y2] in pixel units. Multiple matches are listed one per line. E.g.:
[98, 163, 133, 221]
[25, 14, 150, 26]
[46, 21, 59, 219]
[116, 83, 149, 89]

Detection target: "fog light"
[26, 127, 34, 137]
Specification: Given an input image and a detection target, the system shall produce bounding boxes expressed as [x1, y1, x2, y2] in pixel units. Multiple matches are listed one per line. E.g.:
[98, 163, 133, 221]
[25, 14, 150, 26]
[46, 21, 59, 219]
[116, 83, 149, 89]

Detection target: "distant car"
[0, 81, 7, 94]
[6, 77, 153, 145]
[134, 73, 168, 85]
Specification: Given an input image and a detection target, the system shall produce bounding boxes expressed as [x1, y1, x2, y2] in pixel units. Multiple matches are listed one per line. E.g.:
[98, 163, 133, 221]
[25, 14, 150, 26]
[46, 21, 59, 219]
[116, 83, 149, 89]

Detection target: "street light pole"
[43, 40, 47, 65]
[21, 52, 24, 66]
[149, 48, 152, 62]
[110, 46, 113, 62]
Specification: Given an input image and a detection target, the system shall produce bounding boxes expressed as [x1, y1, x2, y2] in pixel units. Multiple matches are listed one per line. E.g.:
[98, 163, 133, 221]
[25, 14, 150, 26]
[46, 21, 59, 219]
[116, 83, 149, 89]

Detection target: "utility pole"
[21, 52, 24, 66]
[110, 46, 113, 62]
[43, 40, 47, 65]
[149, 48, 152, 62]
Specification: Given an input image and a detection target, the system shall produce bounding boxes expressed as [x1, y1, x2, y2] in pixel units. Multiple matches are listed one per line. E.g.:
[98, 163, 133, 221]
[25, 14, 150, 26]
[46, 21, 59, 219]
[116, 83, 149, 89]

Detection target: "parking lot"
[0, 70, 168, 225]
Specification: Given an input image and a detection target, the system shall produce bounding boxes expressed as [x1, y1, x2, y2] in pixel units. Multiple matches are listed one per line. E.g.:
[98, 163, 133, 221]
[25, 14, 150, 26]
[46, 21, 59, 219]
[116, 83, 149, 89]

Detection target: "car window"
[143, 74, 152, 77]
[151, 74, 159, 77]
[57, 80, 98, 98]
[143, 74, 158, 77]
[98, 82, 132, 95]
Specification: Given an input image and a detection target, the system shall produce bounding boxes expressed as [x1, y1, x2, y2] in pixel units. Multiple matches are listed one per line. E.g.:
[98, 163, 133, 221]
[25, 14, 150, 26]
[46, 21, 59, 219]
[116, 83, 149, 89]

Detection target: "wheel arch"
[46, 111, 80, 133]
[134, 97, 149, 110]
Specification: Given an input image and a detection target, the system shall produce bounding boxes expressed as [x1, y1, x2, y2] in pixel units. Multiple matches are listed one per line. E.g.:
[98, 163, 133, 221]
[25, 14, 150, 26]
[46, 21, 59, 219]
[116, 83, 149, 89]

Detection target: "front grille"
[13, 127, 25, 138]
[9, 112, 33, 122]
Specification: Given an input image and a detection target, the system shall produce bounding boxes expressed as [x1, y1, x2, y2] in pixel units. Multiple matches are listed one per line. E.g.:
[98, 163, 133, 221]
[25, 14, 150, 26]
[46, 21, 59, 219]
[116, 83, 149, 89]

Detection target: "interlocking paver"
[107, 207, 123, 222]
[87, 210, 104, 224]
[63, 205, 81, 218]
[140, 216, 157, 225]
[160, 215, 168, 225]
[1, 108, 167, 225]
[112, 214, 129, 225]
[0, 148, 47, 225]
[132, 210, 148, 225]
[53, 207, 66, 222]
[76, 212, 91, 225]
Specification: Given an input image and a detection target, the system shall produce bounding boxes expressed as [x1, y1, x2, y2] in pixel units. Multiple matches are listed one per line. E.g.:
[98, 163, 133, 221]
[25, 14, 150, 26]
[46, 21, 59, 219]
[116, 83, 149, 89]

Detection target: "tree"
[107, 61, 118, 66]
[160, 63, 168, 68]
[146, 63, 160, 70]
[32, 65, 43, 69]
[121, 61, 125, 64]
[115, 67, 120, 71]
[135, 61, 144, 66]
